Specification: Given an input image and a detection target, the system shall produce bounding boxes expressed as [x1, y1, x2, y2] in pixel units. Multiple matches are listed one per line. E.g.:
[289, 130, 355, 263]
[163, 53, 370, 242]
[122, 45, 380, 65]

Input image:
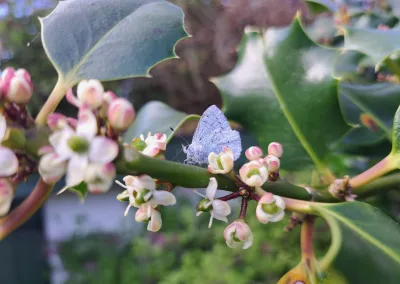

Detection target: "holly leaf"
[124, 101, 188, 143]
[314, 202, 400, 283]
[215, 18, 349, 172]
[342, 27, 400, 66]
[41, 0, 187, 86]
[391, 105, 400, 154]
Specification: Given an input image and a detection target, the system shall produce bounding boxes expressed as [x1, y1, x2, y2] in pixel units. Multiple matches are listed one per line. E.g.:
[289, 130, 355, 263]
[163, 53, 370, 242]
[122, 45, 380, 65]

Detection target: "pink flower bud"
[256, 193, 285, 224]
[208, 146, 234, 174]
[99, 91, 117, 117]
[0, 178, 14, 216]
[265, 155, 280, 172]
[77, 79, 104, 109]
[47, 113, 68, 131]
[239, 160, 268, 187]
[224, 219, 253, 249]
[107, 98, 135, 131]
[267, 142, 283, 158]
[1, 67, 33, 104]
[0, 146, 19, 177]
[245, 146, 263, 161]
[38, 152, 67, 183]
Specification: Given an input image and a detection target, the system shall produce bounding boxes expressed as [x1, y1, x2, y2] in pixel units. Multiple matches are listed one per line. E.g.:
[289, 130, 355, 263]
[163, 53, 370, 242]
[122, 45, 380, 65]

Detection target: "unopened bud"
[77, 79, 104, 108]
[107, 98, 135, 131]
[245, 146, 263, 161]
[267, 142, 283, 158]
[265, 155, 280, 172]
[1, 67, 33, 104]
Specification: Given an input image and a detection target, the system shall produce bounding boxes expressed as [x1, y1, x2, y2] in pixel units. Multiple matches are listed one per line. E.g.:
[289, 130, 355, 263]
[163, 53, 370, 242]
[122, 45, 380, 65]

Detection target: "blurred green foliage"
[59, 201, 330, 284]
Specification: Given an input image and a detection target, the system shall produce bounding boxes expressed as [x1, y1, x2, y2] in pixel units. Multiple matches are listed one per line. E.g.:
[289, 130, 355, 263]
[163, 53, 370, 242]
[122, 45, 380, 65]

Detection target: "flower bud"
[0, 178, 14, 216]
[85, 163, 116, 194]
[256, 193, 285, 224]
[77, 79, 104, 109]
[245, 146, 263, 161]
[208, 146, 234, 174]
[99, 91, 117, 117]
[144, 133, 167, 151]
[1, 67, 33, 104]
[38, 152, 67, 183]
[47, 113, 68, 131]
[239, 160, 268, 187]
[224, 219, 253, 249]
[265, 155, 280, 172]
[107, 98, 135, 131]
[267, 142, 283, 158]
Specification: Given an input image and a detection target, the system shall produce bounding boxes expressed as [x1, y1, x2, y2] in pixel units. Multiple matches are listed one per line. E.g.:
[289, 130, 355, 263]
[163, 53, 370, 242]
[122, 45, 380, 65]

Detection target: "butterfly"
[183, 105, 242, 164]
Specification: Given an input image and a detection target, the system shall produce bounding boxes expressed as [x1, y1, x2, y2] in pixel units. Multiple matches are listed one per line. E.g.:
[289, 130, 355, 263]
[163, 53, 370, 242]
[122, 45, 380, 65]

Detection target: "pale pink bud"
[0, 178, 14, 216]
[245, 146, 263, 161]
[223, 219, 253, 249]
[142, 144, 161, 157]
[99, 91, 117, 117]
[107, 98, 135, 131]
[265, 155, 280, 172]
[144, 132, 167, 151]
[239, 160, 268, 187]
[77, 79, 104, 109]
[208, 146, 234, 174]
[0, 146, 19, 177]
[256, 193, 285, 224]
[47, 113, 68, 131]
[267, 142, 283, 158]
[1, 67, 33, 104]
[38, 152, 67, 183]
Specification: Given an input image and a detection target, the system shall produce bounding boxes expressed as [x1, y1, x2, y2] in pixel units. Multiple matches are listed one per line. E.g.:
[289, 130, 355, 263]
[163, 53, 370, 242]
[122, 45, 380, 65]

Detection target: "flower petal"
[76, 108, 97, 140]
[0, 178, 14, 216]
[152, 190, 176, 206]
[0, 114, 6, 141]
[49, 127, 74, 160]
[66, 155, 88, 187]
[88, 136, 118, 163]
[212, 200, 231, 218]
[0, 147, 18, 177]
[242, 232, 253, 249]
[39, 152, 67, 183]
[268, 210, 285, 222]
[205, 177, 218, 200]
[147, 208, 162, 232]
[133, 175, 156, 191]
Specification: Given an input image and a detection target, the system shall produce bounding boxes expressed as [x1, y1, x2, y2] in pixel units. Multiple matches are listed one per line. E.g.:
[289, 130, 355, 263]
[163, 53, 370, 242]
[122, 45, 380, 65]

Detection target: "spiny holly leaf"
[304, 0, 338, 13]
[214, 17, 349, 172]
[124, 101, 187, 143]
[342, 27, 400, 66]
[339, 82, 400, 140]
[314, 202, 400, 283]
[41, 0, 187, 87]
[332, 51, 370, 83]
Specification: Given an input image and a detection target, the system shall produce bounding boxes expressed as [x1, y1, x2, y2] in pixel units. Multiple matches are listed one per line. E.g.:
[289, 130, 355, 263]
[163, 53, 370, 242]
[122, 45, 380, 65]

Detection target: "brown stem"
[239, 198, 248, 219]
[219, 191, 241, 201]
[0, 178, 53, 240]
[349, 156, 395, 189]
[249, 192, 261, 202]
[301, 215, 316, 262]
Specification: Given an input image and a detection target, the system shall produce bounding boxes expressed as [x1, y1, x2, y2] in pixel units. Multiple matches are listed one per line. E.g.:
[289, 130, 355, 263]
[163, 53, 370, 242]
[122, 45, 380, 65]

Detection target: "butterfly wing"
[209, 129, 242, 161]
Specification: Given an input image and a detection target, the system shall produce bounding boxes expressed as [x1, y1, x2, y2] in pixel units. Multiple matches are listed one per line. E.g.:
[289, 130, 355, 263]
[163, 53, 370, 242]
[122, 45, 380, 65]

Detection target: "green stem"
[282, 197, 320, 214]
[384, 58, 400, 82]
[319, 214, 342, 271]
[349, 155, 396, 189]
[166, 114, 201, 144]
[356, 173, 400, 197]
[0, 179, 54, 240]
[35, 79, 68, 126]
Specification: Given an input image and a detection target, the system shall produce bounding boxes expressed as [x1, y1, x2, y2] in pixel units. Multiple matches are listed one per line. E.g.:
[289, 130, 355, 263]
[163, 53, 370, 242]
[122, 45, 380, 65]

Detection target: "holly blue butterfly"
[184, 105, 242, 164]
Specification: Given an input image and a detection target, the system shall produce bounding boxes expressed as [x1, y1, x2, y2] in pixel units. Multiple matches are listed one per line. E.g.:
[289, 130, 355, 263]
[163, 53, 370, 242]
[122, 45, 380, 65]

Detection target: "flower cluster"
[39, 79, 135, 195]
[132, 132, 168, 158]
[116, 175, 176, 232]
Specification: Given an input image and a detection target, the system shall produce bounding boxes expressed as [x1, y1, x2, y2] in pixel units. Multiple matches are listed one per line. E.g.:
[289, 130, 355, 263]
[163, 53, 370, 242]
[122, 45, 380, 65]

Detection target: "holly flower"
[0, 114, 18, 177]
[256, 193, 285, 224]
[208, 146, 234, 174]
[224, 219, 253, 249]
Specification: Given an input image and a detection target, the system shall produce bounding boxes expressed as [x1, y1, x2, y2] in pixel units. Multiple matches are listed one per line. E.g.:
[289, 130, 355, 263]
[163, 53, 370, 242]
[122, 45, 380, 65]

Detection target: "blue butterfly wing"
[209, 129, 242, 161]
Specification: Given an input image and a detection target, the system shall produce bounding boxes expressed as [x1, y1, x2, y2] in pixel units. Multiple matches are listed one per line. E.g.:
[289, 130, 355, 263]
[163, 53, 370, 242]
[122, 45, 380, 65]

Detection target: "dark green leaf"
[391, 105, 400, 154]
[41, 0, 187, 86]
[315, 202, 400, 284]
[305, 0, 338, 13]
[124, 101, 187, 143]
[68, 182, 88, 202]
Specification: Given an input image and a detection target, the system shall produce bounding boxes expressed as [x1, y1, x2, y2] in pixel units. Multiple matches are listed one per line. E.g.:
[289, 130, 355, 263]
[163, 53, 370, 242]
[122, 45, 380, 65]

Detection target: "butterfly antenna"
[169, 127, 190, 146]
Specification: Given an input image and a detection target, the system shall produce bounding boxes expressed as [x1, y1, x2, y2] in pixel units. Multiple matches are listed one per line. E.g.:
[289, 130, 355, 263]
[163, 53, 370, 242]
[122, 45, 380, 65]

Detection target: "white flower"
[256, 193, 285, 224]
[207, 146, 234, 174]
[134, 132, 167, 157]
[0, 178, 14, 216]
[38, 149, 67, 183]
[116, 174, 176, 216]
[44, 108, 118, 191]
[224, 219, 253, 249]
[84, 163, 116, 194]
[135, 204, 162, 232]
[239, 159, 268, 187]
[66, 80, 104, 109]
[194, 177, 231, 228]
[0, 114, 18, 177]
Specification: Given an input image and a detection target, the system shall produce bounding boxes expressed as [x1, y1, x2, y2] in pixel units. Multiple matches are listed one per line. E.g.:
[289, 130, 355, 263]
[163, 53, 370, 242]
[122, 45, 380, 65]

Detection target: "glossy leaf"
[315, 202, 400, 283]
[304, 0, 338, 13]
[215, 19, 349, 171]
[68, 182, 88, 202]
[41, 0, 187, 86]
[339, 82, 400, 140]
[342, 27, 400, 65]
[391, 105, 400, 154]
[124, 101, 187, 143]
